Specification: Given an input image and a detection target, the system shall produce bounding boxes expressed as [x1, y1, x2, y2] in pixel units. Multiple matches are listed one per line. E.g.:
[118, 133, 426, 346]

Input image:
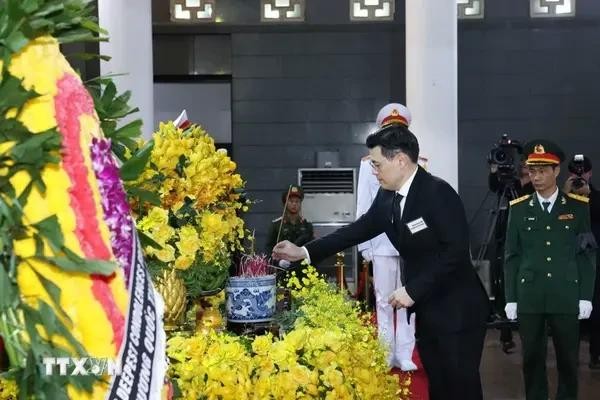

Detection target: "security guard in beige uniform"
[504, 140, 597, 400]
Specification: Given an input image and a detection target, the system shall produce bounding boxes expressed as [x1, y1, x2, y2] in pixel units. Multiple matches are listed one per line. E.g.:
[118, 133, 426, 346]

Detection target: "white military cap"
[375, 103, 412, 128]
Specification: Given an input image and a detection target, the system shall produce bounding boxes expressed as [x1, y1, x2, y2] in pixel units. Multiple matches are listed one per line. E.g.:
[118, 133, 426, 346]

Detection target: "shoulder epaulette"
[567, 193, 590, 203]
[272, 216, 282, 223]
[509, 194, 531, 206]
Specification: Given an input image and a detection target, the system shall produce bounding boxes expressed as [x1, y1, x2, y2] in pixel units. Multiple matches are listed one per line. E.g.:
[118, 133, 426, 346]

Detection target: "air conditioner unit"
[298, 168, 356, 223]
[298, 168, 357, 290]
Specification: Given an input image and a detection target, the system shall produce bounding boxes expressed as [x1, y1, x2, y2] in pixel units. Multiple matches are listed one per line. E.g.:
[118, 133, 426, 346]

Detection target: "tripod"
[476, 180, 519, 351]
[476, 182, 518, 295]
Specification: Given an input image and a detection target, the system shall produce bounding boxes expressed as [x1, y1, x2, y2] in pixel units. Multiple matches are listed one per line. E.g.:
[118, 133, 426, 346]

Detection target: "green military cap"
[282, 185, 304, 203]
[523, 139, 565, 166]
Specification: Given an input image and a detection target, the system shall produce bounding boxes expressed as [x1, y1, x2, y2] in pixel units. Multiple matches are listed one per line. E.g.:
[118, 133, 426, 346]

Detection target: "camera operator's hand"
[563, 176, 591, 196]
[489, 163, 498, 174]
[575, 184, 591, 196]
[563, 176, 574, 193]
[505, 302, 517, 320]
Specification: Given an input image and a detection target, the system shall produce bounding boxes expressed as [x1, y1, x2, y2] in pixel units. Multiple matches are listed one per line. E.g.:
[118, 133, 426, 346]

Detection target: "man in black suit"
[273, 124, 490, 400]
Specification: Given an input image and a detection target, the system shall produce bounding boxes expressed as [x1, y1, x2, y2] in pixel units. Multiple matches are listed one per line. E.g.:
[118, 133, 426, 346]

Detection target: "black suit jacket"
[306, 167, 489, 336]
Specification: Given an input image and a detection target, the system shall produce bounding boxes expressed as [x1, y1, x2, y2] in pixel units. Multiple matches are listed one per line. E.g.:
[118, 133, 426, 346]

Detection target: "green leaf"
[0, 73, 38, 111]
[11, 130, 60, 163]
[0, 118, 32, 142]
[29, 168, 47, 193]
[20, 0, 39, 14]
[115, 136, 138, 151]
[28, 17, 53, 30]
[0, 196, 16, 226]
[30, 266, 72, 325]
[32, 2, 65, 18]
[32, 215, 64, 253]
[111, 143, 127, 162]
[100, 119, 117, 136]
[175, 154, 187, 178]
[100, 80, 117, 106]
[38, 255, 117, 276]
[55, 30, 95, 44]
[120, 140, 154, 181]
[16, 179, 34, 209]
[0, 260, 17, 311]
[37, 301, 58, 337]
[138, 230, 162, 250]
[4, 29, 29, 53]
[112, 119, 142, 139]
[33, 233, 44, 256]
[126, 186, 160, 206]
[67, 52, 110, 62]
[81, 19, 107, 35]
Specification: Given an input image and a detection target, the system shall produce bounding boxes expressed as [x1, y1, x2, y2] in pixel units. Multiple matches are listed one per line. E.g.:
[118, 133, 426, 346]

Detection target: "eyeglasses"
[369, 150, 402, 171]
[369, 159, 385, 171]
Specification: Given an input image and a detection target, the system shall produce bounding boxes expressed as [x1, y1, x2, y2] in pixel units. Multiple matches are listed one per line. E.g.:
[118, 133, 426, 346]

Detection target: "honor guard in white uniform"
[357, 103, 417, 371]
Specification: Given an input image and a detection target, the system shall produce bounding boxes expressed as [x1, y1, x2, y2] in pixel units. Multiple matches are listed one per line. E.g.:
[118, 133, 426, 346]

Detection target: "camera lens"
[493, 150, 507, 164]
[572, 178, 585, 189]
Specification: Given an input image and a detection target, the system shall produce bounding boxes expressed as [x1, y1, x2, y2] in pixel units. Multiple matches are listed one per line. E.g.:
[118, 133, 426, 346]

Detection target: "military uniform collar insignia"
[529, 197, 535, 207]
[561, 196, 566, 205]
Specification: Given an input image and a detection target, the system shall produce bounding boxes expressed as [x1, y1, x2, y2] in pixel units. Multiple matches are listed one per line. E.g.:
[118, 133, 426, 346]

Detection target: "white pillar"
[98, 0, 154, 138]
[405, 1, 458, 189]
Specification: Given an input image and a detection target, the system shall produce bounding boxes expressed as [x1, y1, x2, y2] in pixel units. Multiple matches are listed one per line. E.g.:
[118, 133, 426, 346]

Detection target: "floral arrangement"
[131, 121, 249, 296]
[0, 1, 165, 398]
[0, 2, 127, 397]
[167, 266, 408, 399]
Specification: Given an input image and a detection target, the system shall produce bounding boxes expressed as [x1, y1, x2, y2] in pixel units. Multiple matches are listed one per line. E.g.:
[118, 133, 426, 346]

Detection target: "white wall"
[98, 0, 154, 138]
[154, 82, 232, 143]
[405, 0, 458, 189]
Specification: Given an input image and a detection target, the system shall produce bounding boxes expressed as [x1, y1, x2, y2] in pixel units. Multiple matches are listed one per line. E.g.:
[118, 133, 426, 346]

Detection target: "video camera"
[571, 154, 587, 189]
[487, 134, 523, 185]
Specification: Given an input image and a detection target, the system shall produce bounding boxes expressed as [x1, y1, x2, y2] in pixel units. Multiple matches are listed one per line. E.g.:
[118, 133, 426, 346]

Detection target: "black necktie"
[392, 192, 404, 229]
[542, 201, 551, 213]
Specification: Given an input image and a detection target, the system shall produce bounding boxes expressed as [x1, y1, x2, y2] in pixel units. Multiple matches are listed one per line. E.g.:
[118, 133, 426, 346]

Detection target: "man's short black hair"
[366, 124, 420, 163]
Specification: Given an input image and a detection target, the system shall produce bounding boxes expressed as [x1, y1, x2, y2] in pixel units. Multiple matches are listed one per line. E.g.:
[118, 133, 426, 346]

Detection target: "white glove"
[361, 249, 373, 262]
[278, 259, 291, 269]
[579, 300, 593, 320]
[505, 303, 517, 320]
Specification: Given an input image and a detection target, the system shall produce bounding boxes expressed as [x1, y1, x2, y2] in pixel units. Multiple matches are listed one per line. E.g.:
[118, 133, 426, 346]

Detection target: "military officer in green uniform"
[504, 140, 597, 400]
[266, 185, 314, 272]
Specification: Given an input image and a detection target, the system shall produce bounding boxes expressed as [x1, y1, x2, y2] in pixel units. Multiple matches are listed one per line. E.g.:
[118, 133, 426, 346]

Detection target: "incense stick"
[276, 184, 293, 244]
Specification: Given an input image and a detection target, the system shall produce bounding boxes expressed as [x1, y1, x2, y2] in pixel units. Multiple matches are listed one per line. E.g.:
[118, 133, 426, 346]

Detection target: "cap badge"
[534, 144, 545, 154]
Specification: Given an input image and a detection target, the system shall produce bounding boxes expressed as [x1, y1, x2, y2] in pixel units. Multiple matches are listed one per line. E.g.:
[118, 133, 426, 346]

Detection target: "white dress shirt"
[536, 187, 559, 213]
[396, 165, 419, 219]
